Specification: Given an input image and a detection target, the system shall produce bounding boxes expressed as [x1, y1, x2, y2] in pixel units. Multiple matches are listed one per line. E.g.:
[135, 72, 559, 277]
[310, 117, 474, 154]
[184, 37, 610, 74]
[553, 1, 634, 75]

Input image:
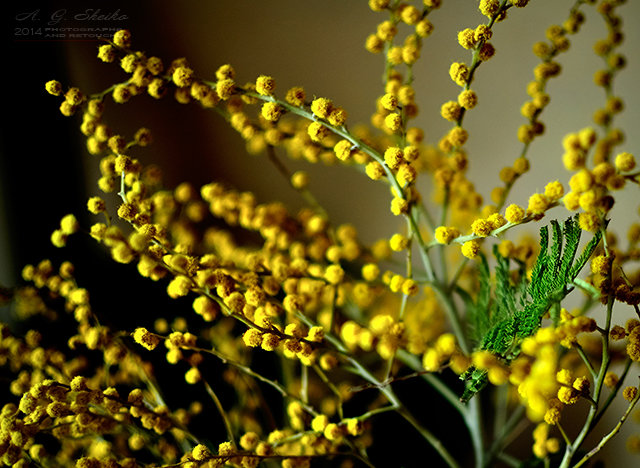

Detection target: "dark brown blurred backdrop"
[2, 1, 639, 464]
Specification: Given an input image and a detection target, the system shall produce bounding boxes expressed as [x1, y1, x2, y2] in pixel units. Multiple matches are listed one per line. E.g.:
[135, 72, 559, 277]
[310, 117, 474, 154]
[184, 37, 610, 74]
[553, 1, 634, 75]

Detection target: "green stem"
[493, 385, 509, 445]
[495, 452, 521, 468]
[417, 199, 437, 232]
[432, 281, 469, 355]
[408, 206, 437, 282]
[448, 258, 469, 293]
[383, 234, 412, 382]
[574, 343, 597, 380]
[559, 297, 614, 468]
[573, 381, 640, 468]
[383, 291, 409, 381]
[396, 350, 465, 414]
[484, 405, 526, 468]
[197, 345, 318, 417]
[557, 422, 571, 447]
[298, 309, 460, 467]
[437, 185, 450, 282]
[301, 364, 309, 405]
[396, 405, 461, 468]
[234, 87, 440, 285]
[397, 350, 484, 467]
[203, 378, 236, 447]
[344, 354, 460, 468]
[357, 404, 398, 422]
[467, 396, 484, 468]
[117, 171, 127, 203]
[590, 358, 633, 430]
[312, 364, 344, 420]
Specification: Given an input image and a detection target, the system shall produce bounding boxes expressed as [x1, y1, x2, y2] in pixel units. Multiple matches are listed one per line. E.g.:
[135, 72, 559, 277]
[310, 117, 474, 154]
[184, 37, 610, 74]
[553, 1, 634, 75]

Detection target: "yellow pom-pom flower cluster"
[13, 4, 640, 466]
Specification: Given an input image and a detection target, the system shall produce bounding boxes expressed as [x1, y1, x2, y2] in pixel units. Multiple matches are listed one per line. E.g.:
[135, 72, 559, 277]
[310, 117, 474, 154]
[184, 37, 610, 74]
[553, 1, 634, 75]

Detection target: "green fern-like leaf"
[494, 245, 516, 322]
[464, 253, 492, 346]
[528, 224, 549, 300]
[460, 215, 602, 403]
[515, 216, 602, 334]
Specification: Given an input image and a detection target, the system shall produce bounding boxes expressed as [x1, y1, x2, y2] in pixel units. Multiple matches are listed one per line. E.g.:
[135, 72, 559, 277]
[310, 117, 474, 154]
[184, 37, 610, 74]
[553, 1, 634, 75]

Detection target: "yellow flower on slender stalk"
[16, 5, 640, 468]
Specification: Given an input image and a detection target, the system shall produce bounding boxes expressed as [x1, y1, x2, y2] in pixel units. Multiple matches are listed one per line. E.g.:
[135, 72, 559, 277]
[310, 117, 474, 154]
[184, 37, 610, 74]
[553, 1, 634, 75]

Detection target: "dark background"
[1, 1, 639, 466]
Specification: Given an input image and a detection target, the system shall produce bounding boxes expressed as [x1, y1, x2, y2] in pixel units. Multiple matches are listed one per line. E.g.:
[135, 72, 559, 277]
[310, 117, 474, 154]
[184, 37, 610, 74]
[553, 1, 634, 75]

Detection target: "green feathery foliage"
[460, 216, 603, 403]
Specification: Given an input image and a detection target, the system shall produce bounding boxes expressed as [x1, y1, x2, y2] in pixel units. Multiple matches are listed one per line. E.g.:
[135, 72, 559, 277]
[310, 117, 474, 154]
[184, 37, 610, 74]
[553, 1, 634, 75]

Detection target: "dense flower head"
[255, 75, 276, 96]
[12, 4, 640, 468]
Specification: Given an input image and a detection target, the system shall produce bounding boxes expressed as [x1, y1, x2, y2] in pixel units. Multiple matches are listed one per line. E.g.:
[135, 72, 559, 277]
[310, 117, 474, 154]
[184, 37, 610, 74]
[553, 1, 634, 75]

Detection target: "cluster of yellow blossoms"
[2, 0, 640, 467]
